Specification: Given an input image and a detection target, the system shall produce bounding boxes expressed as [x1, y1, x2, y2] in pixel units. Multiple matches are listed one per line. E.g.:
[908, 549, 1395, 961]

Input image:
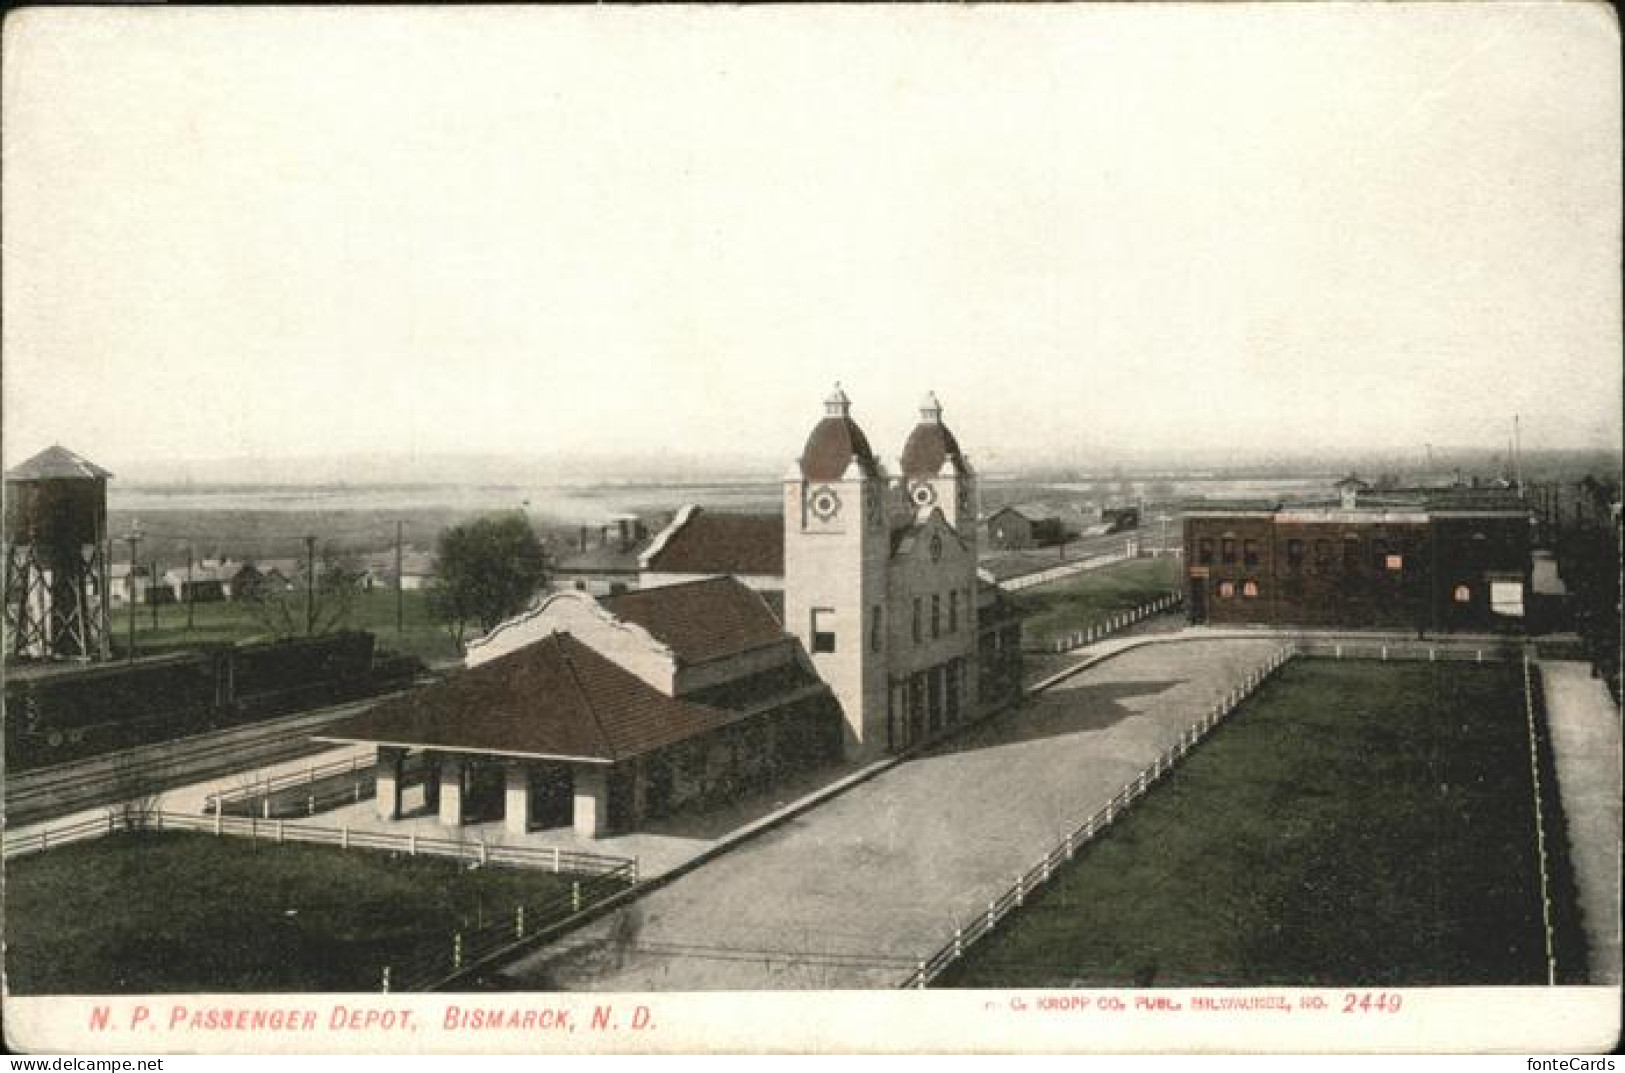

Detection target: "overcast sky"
[3, 4, 1619, 475]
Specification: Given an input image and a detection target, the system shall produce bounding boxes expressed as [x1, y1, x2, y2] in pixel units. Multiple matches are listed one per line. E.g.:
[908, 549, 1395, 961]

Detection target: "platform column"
[573, 767, 609, 839]
[504, 762, 532, 836]
[374, 746, 405, 821]
[438, 753, 465, 828]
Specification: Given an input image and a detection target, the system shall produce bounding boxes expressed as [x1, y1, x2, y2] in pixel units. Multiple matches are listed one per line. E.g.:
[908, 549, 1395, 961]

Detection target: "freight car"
[4, 631, 408, 769]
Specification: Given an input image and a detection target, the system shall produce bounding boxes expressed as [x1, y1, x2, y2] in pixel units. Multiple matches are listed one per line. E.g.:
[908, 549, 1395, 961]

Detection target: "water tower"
[3, 446, 113, 660]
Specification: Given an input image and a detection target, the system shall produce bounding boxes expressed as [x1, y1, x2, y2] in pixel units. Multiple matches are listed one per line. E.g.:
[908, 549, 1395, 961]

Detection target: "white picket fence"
[1034, 591, 1185, 655]
[999, 542, 1139, 593]
[899, 645, 1296, 989]
[3, 809, 635, 880]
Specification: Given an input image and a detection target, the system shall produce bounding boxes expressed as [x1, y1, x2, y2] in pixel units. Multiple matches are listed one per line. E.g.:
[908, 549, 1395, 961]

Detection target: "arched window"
[1242, 580, 1260, 598]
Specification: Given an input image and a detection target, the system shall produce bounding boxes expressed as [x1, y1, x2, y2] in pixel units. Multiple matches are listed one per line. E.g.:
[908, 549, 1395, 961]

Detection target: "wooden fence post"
[553, 847, 561, 873]
[453, 933, 463, 970]
[381, 966, 390, 993]
[572, 881, 581, 913]
[516, 905, 526, 939]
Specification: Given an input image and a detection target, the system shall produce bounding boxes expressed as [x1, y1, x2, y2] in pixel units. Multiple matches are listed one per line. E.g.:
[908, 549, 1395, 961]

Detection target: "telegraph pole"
[123, 523, 142, 661]
[395, 520, 404, 634]
[186, 544, 195, 631]
[305, 534, 317, 635]
[150, 556, 160, 630]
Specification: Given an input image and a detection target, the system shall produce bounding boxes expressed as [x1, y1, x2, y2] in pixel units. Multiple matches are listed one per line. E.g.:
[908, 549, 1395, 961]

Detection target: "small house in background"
[365, 550, 437, 592]
[984, 503, 1073, 548]
[108, 563, 156, 607]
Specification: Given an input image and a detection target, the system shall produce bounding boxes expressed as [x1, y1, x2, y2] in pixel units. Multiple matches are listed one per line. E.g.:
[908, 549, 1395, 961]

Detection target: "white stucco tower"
[784, 385, 891, 757]
[898, 391, 978, 543]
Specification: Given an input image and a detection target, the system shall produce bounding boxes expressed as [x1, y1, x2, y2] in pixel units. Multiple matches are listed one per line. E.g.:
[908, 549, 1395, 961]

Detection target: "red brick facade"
[1185, 505, 1530, 632]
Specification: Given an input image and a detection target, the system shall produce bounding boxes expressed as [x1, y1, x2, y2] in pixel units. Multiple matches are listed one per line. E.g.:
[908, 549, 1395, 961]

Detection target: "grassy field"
[1015, 556, 1182, 648]
[4, 832, 580, 993]
[114, 589, 460, 664]
[938, 660, 1584, 987]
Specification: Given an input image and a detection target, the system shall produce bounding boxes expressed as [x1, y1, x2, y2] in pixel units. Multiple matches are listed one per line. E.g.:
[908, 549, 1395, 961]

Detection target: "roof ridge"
[553, 633, 621, 764]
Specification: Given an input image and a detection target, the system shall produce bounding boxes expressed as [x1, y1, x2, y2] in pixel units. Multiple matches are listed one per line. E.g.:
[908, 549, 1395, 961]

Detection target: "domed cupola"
[900, 391, 970, 479]
[799, 383, 882, 481]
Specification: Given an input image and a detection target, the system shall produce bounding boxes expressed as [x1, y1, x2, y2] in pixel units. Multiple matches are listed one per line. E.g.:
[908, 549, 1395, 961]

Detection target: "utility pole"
[150, 556, 160, 631]
[395, 520, 404, 634]
[305, 534, 317, 635]
[186, 544, 195, 631]
[123, 523, 142, 661]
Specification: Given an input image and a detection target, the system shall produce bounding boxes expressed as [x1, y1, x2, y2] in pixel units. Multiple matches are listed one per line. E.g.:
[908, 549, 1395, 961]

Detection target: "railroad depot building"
[319, 388, 1023, 839]
[1183, 482, 1533, 631]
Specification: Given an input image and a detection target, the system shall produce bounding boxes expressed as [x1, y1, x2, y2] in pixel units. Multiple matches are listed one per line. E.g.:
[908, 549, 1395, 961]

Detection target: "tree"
[246, 546, 366, 638]
[428, 513, 549, 651]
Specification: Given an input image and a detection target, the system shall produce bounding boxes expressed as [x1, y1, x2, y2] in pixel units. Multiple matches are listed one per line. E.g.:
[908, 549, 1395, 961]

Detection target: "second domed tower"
[898, 391, 977, 538]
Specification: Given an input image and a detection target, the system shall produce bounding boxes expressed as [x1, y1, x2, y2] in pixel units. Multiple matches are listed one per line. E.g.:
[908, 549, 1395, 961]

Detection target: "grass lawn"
[4, 832, 580, 993]
[939, 660, 1583, 988]
[114, 589, 461, 664]
[1016, 556, 1181, 648]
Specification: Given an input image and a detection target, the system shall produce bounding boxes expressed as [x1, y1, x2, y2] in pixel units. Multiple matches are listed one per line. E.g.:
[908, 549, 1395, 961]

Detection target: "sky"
[3, 4, 1620, 478]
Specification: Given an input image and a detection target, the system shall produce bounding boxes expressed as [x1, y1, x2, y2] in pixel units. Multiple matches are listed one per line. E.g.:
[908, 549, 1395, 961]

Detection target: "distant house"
[162, 560, 242, 603]
[551, 542, 644, 597]
[984, 503, 1071, 549]
[368, 550, 437, 592]
[109, 563, 156, 607]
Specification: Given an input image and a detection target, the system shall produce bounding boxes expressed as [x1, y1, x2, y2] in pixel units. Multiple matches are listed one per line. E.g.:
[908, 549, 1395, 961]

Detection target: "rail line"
[3, 694, 400, 828]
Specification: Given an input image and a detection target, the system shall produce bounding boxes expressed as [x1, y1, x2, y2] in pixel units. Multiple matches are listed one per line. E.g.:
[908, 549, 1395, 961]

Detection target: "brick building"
[1184, 486, 1532, 632]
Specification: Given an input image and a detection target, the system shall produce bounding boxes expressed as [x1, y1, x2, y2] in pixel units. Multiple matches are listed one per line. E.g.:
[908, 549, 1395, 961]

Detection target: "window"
[1386, 554, 1404, 571]
[1453, 585, 1471, 604]
[1314, 539, 1333, 565]
[1287, 539, 1305, 568]
[1218, 581, 1236, 598]
[931, 594, 941, 638]
[949, 590, 959, 633]
[870, 605, 883, 653]
[1221, 538, 1237, 565]
[812, 608, 837, 653]
[1343, 534, 1362, 567]
[1243, 539, 1259, 567]
[912, 597, 922, 643]
[1242, 580, 1260, 598]
[1198, 539, 1215, 565]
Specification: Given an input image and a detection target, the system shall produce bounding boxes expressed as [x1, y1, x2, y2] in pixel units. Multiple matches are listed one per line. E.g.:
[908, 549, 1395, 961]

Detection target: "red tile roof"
[900, 421, 967, 478]
[316, 632, 739, 763]
[799, 416, 881, 481]
[642, 510, 784, 578]
[601, 575, 786, 664]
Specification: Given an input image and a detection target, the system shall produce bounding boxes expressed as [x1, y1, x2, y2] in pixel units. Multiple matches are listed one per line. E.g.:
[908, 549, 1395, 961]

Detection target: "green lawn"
[1016, 556, 1181, 647]
[4, 832, 579, 993]
[939, 660, 1583, 987]
[114, 589, 460, 664]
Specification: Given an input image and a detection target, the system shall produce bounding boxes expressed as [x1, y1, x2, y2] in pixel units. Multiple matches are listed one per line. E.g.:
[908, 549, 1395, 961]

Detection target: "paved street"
[505, 638, 1283, 990]
[1539, 661, 1623, 984]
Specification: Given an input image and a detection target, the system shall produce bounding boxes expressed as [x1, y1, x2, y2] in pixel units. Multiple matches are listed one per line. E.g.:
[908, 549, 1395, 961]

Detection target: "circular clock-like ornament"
[929, 533, 944, 562]
[910, 481, 937, 508]
[810, 485, 842, 521]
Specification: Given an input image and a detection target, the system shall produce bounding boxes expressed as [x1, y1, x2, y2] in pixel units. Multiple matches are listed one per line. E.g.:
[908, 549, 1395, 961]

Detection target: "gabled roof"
[316, 632, 739, 763]
[642, 507, 784, 577]
[5, 446, 112, 481]
[601, 576, 785, 665]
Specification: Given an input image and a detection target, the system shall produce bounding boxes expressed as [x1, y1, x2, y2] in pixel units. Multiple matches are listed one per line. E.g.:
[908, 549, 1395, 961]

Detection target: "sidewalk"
[1538, 660, 1622, 984]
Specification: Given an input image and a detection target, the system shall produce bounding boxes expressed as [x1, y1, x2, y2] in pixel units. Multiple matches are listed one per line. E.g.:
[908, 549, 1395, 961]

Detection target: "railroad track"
[4, 694, 402, 829]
